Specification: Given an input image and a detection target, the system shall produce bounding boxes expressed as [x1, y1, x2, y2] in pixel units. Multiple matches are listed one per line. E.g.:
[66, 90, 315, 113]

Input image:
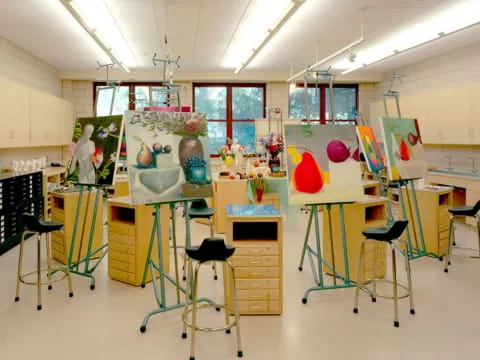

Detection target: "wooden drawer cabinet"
[323, 198, 388, 282]
[107, 197, 169, 286]
[389, 186, 452, 257]
[50, 191, 104, 264]
[226, 204, 283, 315]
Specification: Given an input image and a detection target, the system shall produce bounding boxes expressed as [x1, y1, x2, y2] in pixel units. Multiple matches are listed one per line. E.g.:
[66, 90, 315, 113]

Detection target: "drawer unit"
[50, 190, 104, 264]
[0, 171, 44, 256]
[107, 198, 169, 286]
[226, 205, 283, 315]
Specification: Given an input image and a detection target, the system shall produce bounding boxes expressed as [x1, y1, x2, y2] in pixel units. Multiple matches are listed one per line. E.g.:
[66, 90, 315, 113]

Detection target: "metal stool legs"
[182, 259, 243, 360]
[354, 239, 415, 327]
[15, 230, 73, 310]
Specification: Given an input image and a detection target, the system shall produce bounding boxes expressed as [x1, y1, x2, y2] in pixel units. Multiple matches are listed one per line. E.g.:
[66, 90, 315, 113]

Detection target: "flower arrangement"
[218, 145, 231, 161]
[252, 173, 267, 202]
[129, 112, 207, 138]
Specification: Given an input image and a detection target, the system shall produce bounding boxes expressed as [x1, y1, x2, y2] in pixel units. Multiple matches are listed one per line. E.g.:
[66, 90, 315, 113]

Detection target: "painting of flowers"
[380, 117, 425, 180]
[66, 115, 123, 185]
[123, 111, 213, 205]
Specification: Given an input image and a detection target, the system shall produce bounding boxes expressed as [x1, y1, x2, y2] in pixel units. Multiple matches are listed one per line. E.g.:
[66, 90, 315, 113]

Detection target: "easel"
[381, 74, 438, 260]
[298, 201, 356, 303]
[303, 67, 336, 123]
[68, 184, 108, 290]
[139, 198, 213, 333]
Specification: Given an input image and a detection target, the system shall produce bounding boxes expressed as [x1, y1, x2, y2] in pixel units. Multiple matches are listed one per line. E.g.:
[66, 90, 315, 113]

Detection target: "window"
[193, 83, 265, 154]
[289, 84, 358, 124]
[93, 82, 180, 115]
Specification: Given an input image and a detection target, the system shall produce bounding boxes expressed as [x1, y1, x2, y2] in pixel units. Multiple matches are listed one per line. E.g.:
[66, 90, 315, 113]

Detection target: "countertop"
[427, 169, 480, 181]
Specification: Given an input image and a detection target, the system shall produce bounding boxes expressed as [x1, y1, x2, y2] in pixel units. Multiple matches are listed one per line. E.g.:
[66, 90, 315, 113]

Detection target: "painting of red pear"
[285, 124, 364, 205]
[380, 117, 426, 181]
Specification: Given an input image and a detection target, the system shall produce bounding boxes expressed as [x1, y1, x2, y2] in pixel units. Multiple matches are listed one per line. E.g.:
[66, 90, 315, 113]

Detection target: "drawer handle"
[249, 295, 262, 299]
[249, 306, 261, 310]
[249, 261, 262, 265]
[249, 272, 262, 276]
[250, 283, 262, 287]
[249, 249, 262, 254]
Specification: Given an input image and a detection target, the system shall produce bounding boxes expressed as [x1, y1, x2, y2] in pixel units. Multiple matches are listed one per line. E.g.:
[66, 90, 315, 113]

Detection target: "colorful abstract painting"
[356, 126, 385, 172]
[124, 111, 213, 205]
[380, 117, 425, 181]
[284, 124, 364, 205]
[66, 115, 123, 185]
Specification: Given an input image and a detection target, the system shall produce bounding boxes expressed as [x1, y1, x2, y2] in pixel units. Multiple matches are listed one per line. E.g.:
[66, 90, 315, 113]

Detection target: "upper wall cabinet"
[0, 77, 31, 148]
[0, 77, 74, 149]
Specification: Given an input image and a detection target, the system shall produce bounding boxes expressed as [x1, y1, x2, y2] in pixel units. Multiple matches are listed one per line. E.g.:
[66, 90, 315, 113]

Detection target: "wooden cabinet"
[323, 198, 388, 282]
[0, 77, 30, 148]
[107, 197, 169, 286]
[213, 180, 249, 234]
[50, 190, 104, 264]
[42, 166, 67, 219]
[388, 185, 452, 256]
[226, 205, 283, 315]
[454, 84, 474, 144]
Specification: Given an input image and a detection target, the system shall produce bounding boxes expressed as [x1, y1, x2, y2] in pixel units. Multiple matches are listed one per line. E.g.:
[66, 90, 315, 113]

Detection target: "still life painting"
[124, 111, 212, 205]
[380, 117, 425, 180]
[284, 124, 364, 205]
[356, 126, 385, 172]
[67, 115, 123, 185]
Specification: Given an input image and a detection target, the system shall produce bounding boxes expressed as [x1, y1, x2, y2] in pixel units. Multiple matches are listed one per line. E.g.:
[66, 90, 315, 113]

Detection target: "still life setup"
[123, 111, 213, 204]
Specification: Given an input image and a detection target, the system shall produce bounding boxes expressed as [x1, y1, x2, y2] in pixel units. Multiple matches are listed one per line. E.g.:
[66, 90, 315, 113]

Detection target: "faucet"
[443, 155, 454, 171]
[467, 156, 478, 173]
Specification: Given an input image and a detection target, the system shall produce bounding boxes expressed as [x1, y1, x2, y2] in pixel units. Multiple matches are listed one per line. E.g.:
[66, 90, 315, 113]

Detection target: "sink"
[428, 168, 480, 178]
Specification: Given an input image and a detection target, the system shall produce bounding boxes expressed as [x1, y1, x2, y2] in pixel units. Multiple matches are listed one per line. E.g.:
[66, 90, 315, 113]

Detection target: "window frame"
[289, 83, 358, 124]
[93, 81, 174, 112]
[193, 83, 266, 155]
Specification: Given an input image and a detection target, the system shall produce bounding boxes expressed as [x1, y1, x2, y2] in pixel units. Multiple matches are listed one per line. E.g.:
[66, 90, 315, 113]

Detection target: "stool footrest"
[358, 279, 410, 300]
[19, 268, 68, 286]
[182, 303, 238, 332]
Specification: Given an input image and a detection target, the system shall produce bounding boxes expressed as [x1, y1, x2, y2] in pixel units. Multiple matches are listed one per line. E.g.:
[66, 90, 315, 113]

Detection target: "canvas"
[66, 115, 123, 185]
[380, 117, 425, 180]
[356, 126, 385, 172]
[284, 124, 364, 205]
[124, 111, 213, 205]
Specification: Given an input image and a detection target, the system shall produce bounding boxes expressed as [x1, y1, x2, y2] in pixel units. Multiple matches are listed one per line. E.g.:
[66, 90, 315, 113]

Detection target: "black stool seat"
[22, 213, 63, 234]
[186, 237, 235, 262]
[189, 207, 215, 218]
[448, 201, 480, 216]
[362, 220, 409, 242]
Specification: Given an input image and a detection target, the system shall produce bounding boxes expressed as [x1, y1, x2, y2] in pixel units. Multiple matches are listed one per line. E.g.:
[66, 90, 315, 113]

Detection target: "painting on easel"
[66, 115, 123, 185]
[356, 126, 385, 172]
[284, 124, 364, 205]
[380, 117, 425, 181]
[123, 111, 213, 205]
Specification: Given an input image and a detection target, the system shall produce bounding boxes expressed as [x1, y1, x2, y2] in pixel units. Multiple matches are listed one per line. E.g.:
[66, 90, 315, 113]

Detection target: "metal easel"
[382, 74, 437, 260]
[303, 67, 336, 123]
[298, 201, 356, 303]
[67, 184, 108, 290]
[139, 198, 214, 333]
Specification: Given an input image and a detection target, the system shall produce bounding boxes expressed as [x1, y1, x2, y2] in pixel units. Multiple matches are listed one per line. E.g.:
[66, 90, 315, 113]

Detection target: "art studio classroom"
[1, 1, 480, 359]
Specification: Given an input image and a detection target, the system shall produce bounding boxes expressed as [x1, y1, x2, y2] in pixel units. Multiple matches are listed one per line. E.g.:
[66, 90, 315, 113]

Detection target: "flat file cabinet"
[107, 197, 169, 286]
[226, 204, 283, 315]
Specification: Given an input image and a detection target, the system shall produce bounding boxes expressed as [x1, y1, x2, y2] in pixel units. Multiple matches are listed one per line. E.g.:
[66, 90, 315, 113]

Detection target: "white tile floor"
[1, 206, 480, 360]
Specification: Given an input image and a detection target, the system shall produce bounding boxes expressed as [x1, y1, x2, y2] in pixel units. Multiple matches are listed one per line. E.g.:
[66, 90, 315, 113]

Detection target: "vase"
[188, 166, 207, 184]
[256, 188, 264, 202]
[179, 137, 204, 169]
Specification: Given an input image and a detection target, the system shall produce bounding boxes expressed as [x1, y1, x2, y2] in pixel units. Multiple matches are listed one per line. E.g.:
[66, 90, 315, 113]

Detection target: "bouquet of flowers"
[218, 145, 231, 161]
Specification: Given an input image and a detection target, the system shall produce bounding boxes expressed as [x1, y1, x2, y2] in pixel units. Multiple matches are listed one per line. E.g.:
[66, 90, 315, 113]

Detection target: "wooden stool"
[15, 213, 73, 310]
[353, 220, 415, 327]
[181, 237, 243, 360]
[444, 200, 480, 273]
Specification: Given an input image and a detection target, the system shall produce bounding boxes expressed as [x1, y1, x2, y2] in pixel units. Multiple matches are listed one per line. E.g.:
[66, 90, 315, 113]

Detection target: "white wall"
[0, 37, 68, 169]
[373, 41, 480, 171]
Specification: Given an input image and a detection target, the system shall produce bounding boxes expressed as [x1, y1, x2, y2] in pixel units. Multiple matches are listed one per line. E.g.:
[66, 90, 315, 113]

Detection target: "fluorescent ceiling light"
[337, 0, 480, 74]
[223, 0, 306, 74]
[286, 37, 364, 82]
[60, 0, 137, 72]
